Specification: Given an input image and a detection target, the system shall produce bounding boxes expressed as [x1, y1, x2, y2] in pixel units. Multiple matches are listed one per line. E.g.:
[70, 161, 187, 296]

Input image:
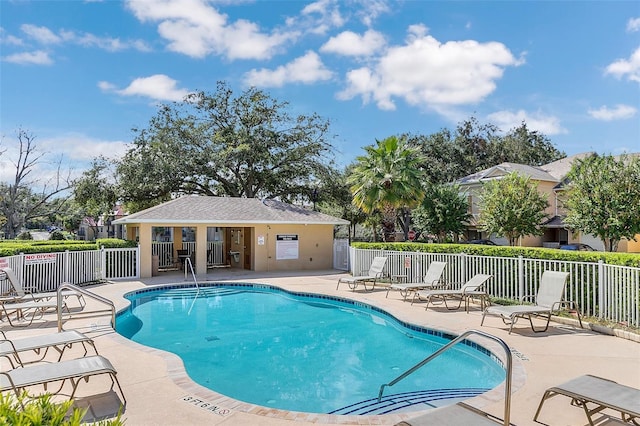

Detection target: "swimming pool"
[116, 283, 505, 414]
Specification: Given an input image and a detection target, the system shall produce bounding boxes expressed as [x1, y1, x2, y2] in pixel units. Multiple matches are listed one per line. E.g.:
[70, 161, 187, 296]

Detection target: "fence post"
[597, 259, 605, 320]
[64, 250, 70, 283]
[100, 246, 107, 280]
[518, 256, 524, 302]
[136, 244, 141, 278]
[19, 252, 25, 284]
[460, 253, 467, 284]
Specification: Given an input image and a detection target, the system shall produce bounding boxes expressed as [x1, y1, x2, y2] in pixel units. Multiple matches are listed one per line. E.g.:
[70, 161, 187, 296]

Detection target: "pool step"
[329, 388, 489, 415]
[161, 287, 241, 298]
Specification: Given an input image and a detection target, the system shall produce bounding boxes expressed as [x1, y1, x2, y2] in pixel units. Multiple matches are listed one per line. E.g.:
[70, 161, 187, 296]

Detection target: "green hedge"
[0, 238, 137, 257]
[351, 242, 640, 267]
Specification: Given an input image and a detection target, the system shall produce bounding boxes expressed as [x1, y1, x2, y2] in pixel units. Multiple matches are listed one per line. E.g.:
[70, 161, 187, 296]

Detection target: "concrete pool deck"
[2, 269, 639, 426]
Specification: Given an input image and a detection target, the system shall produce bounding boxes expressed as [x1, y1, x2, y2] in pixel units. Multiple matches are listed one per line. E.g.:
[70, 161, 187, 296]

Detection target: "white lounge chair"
[0, 297, 65, 328]
[0, 355, 126, 407]
[386, 261, 447, 300]
[481, 270, 582, 334]
[1, 267, 85, 308]
[336, 256, 388, 291]
[0, 329, 97, 368]
[534, 374, 640, 426]
[412, 274, 493, 312]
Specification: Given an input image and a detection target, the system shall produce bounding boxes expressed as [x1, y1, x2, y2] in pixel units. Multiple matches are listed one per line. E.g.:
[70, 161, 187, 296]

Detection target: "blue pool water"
[116, 284, 504, 414]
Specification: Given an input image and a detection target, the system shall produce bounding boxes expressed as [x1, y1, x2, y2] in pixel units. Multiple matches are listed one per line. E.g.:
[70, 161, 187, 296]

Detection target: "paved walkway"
[2, 269, 639, 426]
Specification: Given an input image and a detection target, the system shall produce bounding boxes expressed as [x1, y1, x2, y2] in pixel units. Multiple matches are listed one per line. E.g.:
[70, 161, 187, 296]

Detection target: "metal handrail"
[57, 283, 116, 331]
[184, 257, 200, 315]
[377, 329, 512, 426]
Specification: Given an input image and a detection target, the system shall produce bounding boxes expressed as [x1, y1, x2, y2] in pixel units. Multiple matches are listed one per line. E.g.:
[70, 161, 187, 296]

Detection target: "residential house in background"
[78, 204, 127, 241]
[457, 152, 640, 252]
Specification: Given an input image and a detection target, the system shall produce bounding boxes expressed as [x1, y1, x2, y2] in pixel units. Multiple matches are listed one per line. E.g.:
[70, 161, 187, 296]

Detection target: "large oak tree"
[117, 81, 336, 210]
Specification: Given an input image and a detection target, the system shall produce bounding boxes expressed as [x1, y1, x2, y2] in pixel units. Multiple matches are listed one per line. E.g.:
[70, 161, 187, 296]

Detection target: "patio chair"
[0, 354, 126, 407]
[0, 267, 85, 308]
[480, 270, 582, 334]
[336, 256, 388, 291]
[412, 274, 493, 312]
[533, 374, 640, 426]
[386, 261, 447, 300]
[0, 329, 98, 368]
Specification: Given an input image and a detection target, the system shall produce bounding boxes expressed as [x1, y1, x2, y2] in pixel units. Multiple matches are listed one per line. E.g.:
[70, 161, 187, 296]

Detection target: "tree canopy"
[407, 118, 565, 184]
[412, 183, 471, 242]
[117, 81, 336, 210]
[563, 154, 640, 252]
[479, 172, 549, 246]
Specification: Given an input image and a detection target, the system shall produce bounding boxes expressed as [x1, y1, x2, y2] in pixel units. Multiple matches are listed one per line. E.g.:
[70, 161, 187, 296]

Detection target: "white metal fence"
[350, 247, 640, 328]
[0, 247, 139, 294]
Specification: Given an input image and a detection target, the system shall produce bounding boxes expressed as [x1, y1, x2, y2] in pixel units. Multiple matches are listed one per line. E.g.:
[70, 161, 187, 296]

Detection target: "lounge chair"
[0, 329, 97, 368]
[386, 261, 447, 300]
[533, 374, 640, 426]
[412, 274, 493, 312]
[0, 354, 126, 407]
[481, 270, 582, 334]
[0, 267, 85, 308]
[0, 297, 65, 327]
[336, 256, 388, 291]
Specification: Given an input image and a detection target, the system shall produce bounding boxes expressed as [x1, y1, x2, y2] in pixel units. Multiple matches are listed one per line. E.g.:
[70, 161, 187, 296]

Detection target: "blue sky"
[1, 0, 639, 184]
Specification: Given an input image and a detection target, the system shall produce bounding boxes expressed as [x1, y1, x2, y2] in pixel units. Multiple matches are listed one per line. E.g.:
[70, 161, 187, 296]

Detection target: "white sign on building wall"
[276, 234, 299, 260]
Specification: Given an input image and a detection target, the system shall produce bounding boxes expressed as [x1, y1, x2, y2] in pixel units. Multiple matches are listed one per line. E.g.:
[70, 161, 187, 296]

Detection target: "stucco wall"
[128, 222, 337, 277]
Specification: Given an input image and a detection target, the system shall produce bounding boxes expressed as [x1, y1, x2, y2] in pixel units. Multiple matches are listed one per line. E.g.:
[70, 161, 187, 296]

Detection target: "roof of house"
[457, 152, 599, 186]
[113, 196, 350, 225]
[458, 162, 558, 185]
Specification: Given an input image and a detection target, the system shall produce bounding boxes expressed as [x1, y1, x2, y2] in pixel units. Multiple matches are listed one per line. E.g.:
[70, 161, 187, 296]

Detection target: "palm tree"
[348, 136, 426, 242]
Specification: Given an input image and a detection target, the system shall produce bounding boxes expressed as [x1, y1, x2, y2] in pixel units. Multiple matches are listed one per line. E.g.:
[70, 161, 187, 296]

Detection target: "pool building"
[113, 196, 349, 278]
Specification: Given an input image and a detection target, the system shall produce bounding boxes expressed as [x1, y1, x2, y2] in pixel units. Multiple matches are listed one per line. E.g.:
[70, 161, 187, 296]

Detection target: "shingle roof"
[113, 196, 350, 225]
[458, 162, 558, 185]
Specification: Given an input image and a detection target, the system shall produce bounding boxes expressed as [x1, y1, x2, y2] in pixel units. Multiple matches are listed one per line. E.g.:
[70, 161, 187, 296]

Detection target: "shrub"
[15, 231, 33, 240]
[0, 391, 124, 425]
[49, 230, 66, 240]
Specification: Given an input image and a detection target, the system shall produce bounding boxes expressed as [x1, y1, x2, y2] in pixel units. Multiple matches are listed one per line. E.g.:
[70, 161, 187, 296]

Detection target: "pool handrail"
[56, 283, 116, 331]
[377, 329, 512, 426]
[184, 257, 200, 315]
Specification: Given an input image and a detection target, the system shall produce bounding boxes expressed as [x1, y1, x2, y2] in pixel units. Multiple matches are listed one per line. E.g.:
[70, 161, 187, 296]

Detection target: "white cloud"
[353, 0, 390, 27]
[627, 17, 640, 33]
[0, 27, 24, 46]
[3, 50, 53, 65]
[99, 74, 191, 102]
[244, 51, 333, 87]
[300, 0, 345, 35]
[487, 110, 567, 135]
[21, 24, 63, 44]
[320, 29, 386, 57]
[126, 0, 294, 59]
[337, 24, 523, 111]
[72, 32, 152, 52]
[588, 104, 637, 121]
[605, 46, 640, 83]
